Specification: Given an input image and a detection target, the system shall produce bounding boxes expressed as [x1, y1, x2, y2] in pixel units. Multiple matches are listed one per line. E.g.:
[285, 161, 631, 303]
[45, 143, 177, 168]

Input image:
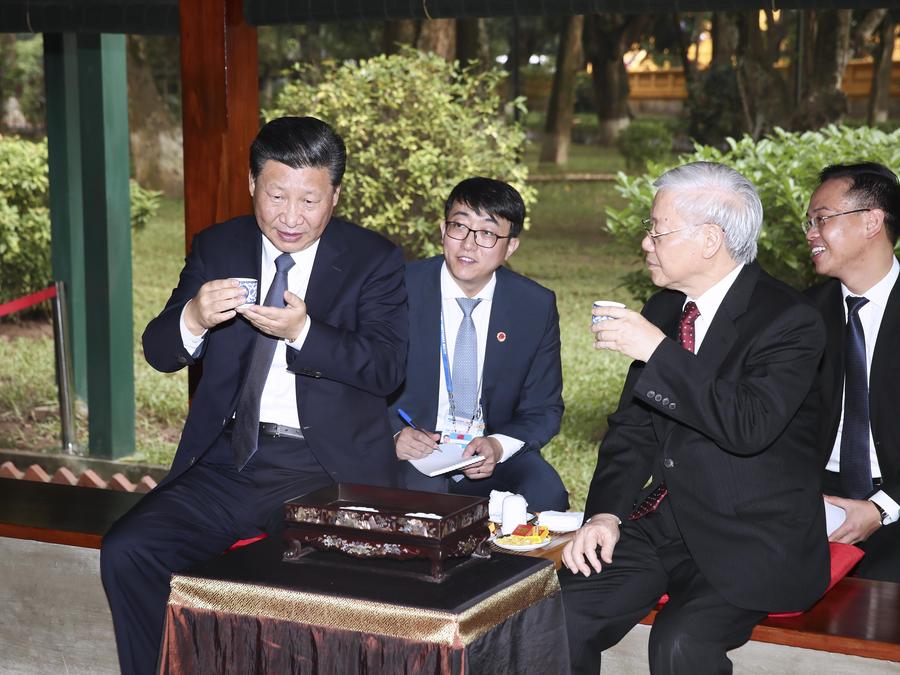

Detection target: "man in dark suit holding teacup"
[101, 116, 408, 675]
[560, 162, 829, 674]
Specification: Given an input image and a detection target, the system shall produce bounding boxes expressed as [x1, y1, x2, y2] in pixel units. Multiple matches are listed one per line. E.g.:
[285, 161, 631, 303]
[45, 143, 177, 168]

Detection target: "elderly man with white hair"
[560, 162, 830, 675]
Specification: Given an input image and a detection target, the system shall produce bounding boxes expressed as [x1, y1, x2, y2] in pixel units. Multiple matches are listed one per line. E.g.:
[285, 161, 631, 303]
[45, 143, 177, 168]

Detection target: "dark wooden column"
[179, 0, 259, 248]
[179, 0, 259, 395]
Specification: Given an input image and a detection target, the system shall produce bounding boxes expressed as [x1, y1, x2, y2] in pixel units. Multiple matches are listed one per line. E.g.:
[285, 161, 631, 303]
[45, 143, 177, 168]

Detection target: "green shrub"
[615, 119, 673, 172]
[130, 179, 162, 230]
[0, 136, 51, 305]
[266, 47, 535, 258]
[0, 135, 162, 307]
[606, 125, 900, 301]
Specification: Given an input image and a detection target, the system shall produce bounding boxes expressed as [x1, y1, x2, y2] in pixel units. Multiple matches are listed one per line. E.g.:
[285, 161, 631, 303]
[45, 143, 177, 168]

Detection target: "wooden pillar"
[179, 0, 259, 247]
[180, 0, 259, 396]
[44, 33, 87, 401]
[76, 33, 135, 459]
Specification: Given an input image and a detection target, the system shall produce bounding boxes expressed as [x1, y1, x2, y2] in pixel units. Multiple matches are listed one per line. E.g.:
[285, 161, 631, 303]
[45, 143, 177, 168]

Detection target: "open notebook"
[410, 444, 485, 477]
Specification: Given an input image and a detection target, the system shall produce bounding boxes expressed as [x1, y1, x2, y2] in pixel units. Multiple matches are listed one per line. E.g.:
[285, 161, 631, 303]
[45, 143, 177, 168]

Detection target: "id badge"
[441, 414, 485, 450]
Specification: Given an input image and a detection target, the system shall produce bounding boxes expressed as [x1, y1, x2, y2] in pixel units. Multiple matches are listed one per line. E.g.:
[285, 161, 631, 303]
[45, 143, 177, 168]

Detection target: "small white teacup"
[233, 278, 258, 307]
[592, 300, 626, 324]
[501, 494, 528, 535]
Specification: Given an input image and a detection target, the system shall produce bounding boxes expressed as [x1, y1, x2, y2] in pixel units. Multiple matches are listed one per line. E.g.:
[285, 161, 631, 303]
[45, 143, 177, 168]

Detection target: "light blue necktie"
[232, 252, 296, 469]
[840, 295, 872, 499]
[452, 297, 482, 420]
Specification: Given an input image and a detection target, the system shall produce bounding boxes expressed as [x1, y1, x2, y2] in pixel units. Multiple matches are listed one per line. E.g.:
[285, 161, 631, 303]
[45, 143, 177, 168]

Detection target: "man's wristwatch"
[870, 500, 889, 525]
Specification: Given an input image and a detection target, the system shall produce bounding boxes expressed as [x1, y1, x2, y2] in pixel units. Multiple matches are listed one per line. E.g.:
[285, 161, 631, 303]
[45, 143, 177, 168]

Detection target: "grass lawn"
[0, 144, 647, 509]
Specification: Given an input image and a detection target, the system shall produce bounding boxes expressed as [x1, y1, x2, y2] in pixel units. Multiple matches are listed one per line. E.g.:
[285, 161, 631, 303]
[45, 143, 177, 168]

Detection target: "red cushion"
[227, 533, 268, 551]
[766, 542, 864, 617]
[656, 542, 864, 618]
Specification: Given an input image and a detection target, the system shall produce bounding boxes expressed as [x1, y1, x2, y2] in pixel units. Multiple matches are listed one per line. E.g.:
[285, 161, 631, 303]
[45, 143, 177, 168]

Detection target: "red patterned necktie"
[629, 301, 700, 520]
[678, 301, 701, 352]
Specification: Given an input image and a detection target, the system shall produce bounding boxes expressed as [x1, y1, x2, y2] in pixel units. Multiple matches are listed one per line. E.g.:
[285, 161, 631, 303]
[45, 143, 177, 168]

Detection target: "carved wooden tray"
[282, 483, 490, 580]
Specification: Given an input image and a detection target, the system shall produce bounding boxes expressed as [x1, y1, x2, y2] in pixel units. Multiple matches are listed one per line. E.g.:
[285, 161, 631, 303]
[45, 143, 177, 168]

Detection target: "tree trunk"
[0, 34, 16, 134]
[673, 13, 700, 95]
[417, 19, 456, 61]
[868, 14, 896, 126]
[127, 36, 183, 196]
[793, 10, 853, 128]
[540, 16, 584, 165]
[383, 19, 417, 55]
[711, 12, 740, 68]
[734, 10, 791, 138]
[583, 14, 634, 146]
[457, 18, 489, 69]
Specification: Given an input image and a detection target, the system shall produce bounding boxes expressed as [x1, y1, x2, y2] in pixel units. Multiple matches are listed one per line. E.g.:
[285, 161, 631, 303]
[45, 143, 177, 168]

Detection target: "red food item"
[512, 524, 537, 537]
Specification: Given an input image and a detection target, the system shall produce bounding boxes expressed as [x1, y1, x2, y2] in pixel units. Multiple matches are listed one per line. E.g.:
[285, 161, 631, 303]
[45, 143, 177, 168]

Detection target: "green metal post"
[77, 33, 134, 459]
[44, 33, 88, 402]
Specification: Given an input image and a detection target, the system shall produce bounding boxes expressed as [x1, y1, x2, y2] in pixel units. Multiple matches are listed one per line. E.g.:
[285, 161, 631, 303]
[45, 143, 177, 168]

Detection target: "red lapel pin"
[496, 331, 507, 343]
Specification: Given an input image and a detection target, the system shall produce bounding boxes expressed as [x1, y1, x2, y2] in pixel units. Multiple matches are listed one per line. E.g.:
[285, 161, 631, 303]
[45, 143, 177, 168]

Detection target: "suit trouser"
[822, 470, 900, 582]
[400, 448, 569, 512]
[100, 431, 333, 675]
[558, 499, 766, 675]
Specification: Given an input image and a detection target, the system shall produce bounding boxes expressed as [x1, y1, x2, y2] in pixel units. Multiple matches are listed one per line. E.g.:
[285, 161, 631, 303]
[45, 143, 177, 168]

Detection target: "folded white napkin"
[538, 511, 584, 532]
[489, 490, 515, 522]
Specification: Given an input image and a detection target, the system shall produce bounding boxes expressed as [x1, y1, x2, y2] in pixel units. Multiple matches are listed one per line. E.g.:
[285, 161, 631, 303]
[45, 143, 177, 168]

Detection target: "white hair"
[653, 161, 763, 263]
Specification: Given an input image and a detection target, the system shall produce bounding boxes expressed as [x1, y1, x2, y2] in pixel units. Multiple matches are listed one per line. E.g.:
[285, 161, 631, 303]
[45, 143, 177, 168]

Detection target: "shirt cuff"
[179, 302, 207, 356]
[285, 317, 312, 350]
[490, 433, 524, 463]
[870, 489, 899, 525]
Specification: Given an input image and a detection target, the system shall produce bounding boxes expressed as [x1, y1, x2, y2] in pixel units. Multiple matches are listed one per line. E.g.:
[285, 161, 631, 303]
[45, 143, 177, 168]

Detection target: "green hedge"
[0, 136, 51, 306]
[0, 135, 161, 307]
[605, 125, 900, 301]
[266, 48, 535, 258]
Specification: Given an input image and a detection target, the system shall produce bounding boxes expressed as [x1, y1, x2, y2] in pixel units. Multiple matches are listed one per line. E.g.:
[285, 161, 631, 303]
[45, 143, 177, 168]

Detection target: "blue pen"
[397, 409, 442, 452]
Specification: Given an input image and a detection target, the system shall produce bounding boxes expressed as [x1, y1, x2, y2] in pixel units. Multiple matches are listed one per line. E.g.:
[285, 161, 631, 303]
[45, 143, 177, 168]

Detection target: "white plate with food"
[493, 538, 552, 552]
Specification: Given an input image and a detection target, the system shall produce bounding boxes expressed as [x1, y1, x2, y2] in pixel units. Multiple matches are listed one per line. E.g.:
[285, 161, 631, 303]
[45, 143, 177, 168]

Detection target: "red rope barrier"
[0, 285, 57, 318]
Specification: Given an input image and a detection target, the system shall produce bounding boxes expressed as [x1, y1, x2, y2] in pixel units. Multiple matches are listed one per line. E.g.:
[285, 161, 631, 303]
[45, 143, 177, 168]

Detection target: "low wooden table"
[159, 536, 570, 674]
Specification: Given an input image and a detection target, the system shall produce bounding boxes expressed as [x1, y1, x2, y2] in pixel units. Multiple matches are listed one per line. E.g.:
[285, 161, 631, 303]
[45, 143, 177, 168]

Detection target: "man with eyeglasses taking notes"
[804, 162, 900, 582]
[387, 177, 568, 511]
[560, 161, 829, 674]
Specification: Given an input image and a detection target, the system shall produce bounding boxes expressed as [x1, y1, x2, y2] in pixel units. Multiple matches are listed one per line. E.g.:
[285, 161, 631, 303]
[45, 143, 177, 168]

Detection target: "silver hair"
[653, 161, 762, 263]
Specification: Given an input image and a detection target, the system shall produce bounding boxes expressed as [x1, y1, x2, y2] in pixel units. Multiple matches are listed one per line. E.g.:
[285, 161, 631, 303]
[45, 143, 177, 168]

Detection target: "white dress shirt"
[180, 234, 319, 429]
[435, 262, 524, 462]
[683, 263, 744, 353]
[826, 257, 900, 523]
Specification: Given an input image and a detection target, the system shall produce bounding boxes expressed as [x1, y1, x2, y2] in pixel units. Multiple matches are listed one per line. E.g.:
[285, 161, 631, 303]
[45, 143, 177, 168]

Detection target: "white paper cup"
[501, 494, 528, 535]
[592, 300, 626, 324]
[233, 278, 258, 307]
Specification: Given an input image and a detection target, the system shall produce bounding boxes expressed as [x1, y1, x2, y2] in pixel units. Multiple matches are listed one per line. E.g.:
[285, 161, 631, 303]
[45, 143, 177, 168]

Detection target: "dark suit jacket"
[387, 256, 563, 452]
[806, 274, 900, 507]
[142, 215, 408, 487]
[585, 262, 830, 613]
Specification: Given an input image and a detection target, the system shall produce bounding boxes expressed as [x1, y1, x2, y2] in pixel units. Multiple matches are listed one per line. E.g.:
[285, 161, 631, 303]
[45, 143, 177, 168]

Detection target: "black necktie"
[231, 253, 295, 469]
[840, 295, 872, 499]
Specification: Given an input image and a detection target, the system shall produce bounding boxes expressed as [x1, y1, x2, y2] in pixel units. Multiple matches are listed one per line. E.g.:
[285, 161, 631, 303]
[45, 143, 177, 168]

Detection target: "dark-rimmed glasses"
[444, 221, 513, 249]
[802, 208, 871, 234]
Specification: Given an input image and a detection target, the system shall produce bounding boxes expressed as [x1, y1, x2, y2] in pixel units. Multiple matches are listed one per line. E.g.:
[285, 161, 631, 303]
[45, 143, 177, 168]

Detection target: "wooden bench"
[507, 531, 900, 665]
[0, 476, 143, 548]
[6, 480, 899, 670]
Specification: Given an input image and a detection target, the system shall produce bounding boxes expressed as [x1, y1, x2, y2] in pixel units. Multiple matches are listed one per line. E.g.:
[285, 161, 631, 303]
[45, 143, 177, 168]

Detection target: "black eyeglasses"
[444, 221, 513, 249]
[802, 208, 871, 234]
